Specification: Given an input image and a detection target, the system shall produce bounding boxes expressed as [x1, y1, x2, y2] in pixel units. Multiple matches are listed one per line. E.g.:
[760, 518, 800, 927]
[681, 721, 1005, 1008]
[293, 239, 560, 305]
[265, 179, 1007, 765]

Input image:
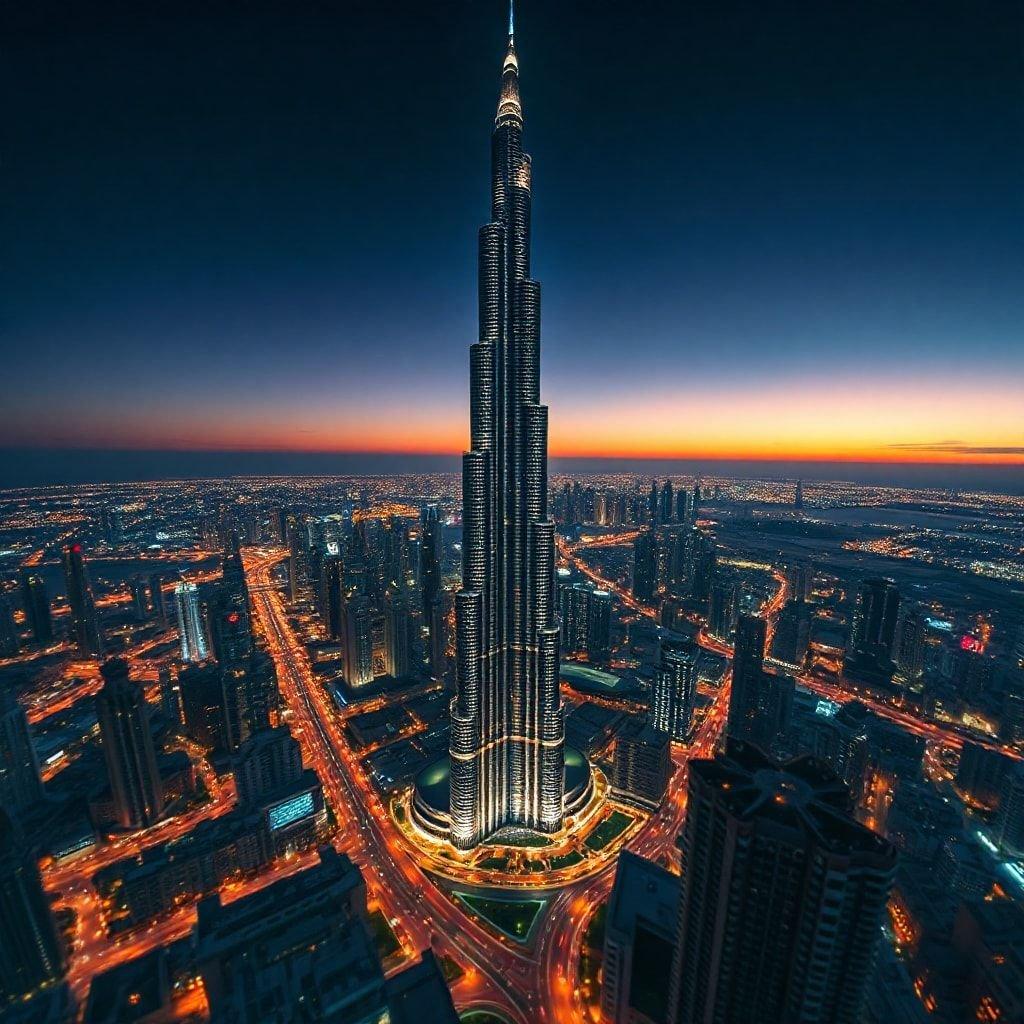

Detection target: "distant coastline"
[1, 448, 1021, 494]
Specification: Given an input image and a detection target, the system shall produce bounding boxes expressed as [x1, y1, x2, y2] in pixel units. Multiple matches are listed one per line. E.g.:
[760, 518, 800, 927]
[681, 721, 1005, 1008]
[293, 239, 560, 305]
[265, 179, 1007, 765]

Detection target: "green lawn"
[455, 893, 545, 943]
[367, 909, 401, 960]
[584, 810, 634, 851]
[440, 955, 464, 984]
[477, 855, 511, 872]
[549, 850, 585, 870]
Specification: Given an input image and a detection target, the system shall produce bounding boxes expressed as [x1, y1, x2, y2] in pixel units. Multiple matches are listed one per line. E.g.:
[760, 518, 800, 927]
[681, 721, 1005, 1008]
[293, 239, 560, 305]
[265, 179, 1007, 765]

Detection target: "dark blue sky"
[3, 1, 1022, 475]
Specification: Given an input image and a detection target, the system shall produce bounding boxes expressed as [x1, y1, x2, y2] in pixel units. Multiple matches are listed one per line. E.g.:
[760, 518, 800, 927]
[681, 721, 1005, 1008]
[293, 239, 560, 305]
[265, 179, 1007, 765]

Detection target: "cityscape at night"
[2, 3, 1022, 1023]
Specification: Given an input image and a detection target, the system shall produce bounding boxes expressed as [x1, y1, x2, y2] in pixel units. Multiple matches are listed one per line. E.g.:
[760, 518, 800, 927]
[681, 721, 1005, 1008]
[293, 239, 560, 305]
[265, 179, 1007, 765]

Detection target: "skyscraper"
[99, 504, 124, 546]
[234, 725, 304, 807]
[0, 810, 66, 1005]
[384, 593, 412, 679]
[174, 581, 209, 663]
[421, 504, 443, 668]
[632, 532, 658, 603]
[19, 571, 53, 645]
[449, 9, 565, 848]
[130, 576, 149, 621]
[651, 638, 699, 741]
[771, 596, 811, 667]
[208, 537, 253, 666]
[62, 540, 104, 657]
[340, 592, 374, 688]
[845, 577, 900, 681]
[95, 658, 164, 830]
[668, 742, 896, 1024]
[220, 651, 277, 752]
[0, 594, 18, 657]
[602, 851, 680, 1024]
[0, 691, 43, 817]
[726, 613, 769, 745]
[149, 574, 168, 626]
[893, 605, 925, 684]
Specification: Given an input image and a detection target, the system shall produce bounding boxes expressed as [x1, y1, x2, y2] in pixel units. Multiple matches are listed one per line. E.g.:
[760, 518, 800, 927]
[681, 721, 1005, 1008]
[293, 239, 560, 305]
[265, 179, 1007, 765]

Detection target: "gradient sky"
[3, 0, 1022, 467]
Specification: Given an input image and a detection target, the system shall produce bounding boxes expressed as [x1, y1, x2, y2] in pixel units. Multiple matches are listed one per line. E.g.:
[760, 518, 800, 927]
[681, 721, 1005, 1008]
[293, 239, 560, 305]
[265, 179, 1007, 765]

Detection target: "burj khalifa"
[449, 4, 565, 849]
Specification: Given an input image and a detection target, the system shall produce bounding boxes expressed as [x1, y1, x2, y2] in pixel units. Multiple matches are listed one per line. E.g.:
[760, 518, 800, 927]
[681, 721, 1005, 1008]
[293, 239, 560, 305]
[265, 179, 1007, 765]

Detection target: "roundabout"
[392, 749, 645, 889]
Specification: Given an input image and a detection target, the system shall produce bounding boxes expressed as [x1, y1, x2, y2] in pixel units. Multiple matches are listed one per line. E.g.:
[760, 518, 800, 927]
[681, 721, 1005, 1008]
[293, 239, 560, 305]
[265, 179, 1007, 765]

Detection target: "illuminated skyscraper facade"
[449, 8, 564, 848]
[175, 581, 209, 663]
[62, 540, 104, 657]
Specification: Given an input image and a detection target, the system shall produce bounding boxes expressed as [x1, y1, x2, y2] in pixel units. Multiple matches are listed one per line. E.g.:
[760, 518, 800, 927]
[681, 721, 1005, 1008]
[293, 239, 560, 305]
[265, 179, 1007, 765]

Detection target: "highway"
[246, 551, 538, 1021]
[241, 542, 790, 1023]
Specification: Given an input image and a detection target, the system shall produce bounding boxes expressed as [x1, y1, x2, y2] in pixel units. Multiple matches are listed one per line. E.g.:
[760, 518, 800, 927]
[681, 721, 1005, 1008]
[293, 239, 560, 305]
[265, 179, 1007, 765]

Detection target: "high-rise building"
[675, 487, 689, 523]
[632, 532, 658, 603]
[558, 579, 612, 663]
[234, 726, 304, 807]
[648, 481, 659, 523]
[19, 571, 53, 645]
[174, 581, 209, 663]
[786, 562, 813, 602]
[794, 478, 803, 509]
[130, 576, 149, 622]
[340, 593, 374, 688]
[771, 596, 811, 667]
[448, 10, 566, 849]
[956, 741, 1015, 812]
[602, 850, 680, 1024]
[286, 514, 310, 604]
[587, 588, 612, 662]
[893, 606, 925, 684]
[659, 480, 674, 525]
[996, 765, 1024, 858]
[427, 594, 452, 685]
[158, 666, 183, 726]
[611, 718, 672, 810]
[0, 810, 66, 1005]
[421, 504, 443, 668]
[179, 663, 226, 752]
[95, 658, 164, 829]
[194, 846, 459, 1024]
[651, 638, 699, 741]
[384, 593, 412, 679]
[668, 742, 896, 1024]
[726, 614, 769, 744]
[845, 577, 900, 680]
[220, 651, 277, 752]
[0, 594, 18, 657]
[62, 540, 104, 657]
[708, 581, 737, 641]
[208, 538, 253, 667]
[99, 504, 124, 547]
[318, 551, 345, 640]
[0, 691, 43, 816]
[149, 574, 168, 626]
[688, 531, 716, 608]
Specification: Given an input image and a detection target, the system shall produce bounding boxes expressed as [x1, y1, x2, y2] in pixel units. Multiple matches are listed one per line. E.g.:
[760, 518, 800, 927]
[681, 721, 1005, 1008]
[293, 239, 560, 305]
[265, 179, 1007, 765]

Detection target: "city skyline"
[4, 1, 1022, 474]
[3, 6, 1023, 1021]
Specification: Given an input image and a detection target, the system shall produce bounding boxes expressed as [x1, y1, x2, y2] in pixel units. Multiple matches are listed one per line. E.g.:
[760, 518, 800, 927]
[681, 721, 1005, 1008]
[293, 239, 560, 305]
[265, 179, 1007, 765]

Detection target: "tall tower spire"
[449, 6, 565, 849]
[497, 4, 522, 126]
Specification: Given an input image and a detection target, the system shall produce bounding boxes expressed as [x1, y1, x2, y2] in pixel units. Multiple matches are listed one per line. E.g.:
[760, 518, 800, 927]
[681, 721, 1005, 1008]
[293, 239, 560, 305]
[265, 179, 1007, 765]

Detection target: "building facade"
[668, 742, 896, 1024]
[449, 10, 565, 848]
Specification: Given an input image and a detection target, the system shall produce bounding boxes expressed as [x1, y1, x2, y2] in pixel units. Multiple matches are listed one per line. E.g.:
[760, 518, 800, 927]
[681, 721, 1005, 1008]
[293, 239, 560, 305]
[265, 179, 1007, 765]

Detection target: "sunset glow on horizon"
[7, 373, 1021, 466]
